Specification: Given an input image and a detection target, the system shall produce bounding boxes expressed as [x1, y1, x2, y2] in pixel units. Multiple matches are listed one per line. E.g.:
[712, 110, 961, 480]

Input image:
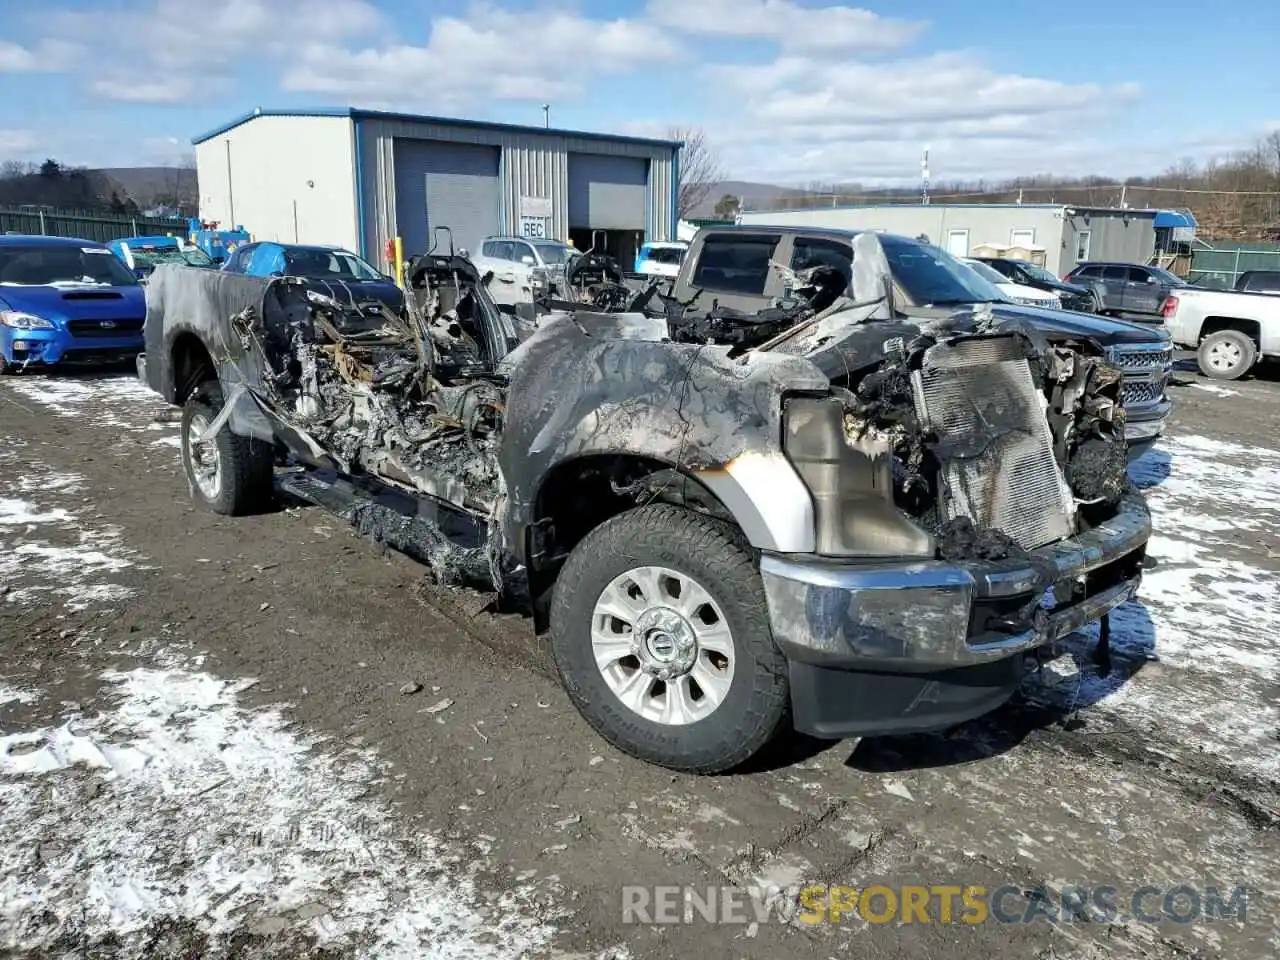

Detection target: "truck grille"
[1122, 379, 1163, 405]
[67, 318, 144, 338]
[912, 337, 1075, 551]
[1106, 344, 1171, 411]
[1107, 345, 1173, 371]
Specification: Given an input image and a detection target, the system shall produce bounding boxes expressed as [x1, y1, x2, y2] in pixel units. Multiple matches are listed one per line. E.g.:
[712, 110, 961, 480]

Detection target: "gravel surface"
[1, 360, 1277, 959]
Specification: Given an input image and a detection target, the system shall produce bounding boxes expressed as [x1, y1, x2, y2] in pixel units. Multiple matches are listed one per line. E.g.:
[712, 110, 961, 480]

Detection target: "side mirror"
[482, 270, 495, 286]
[521, 255, 535, 266]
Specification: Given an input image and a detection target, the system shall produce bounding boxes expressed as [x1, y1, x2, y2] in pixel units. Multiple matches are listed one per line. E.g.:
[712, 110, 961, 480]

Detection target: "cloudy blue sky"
[1, 0, 1275, 185]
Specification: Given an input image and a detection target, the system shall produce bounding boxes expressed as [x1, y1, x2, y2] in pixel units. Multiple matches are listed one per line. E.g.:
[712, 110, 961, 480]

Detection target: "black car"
[1236, 270, 1280, 295]
[973, 257, 1099, 313]
[221, 241, 405, 317]
[1064, 261, 1187, 319]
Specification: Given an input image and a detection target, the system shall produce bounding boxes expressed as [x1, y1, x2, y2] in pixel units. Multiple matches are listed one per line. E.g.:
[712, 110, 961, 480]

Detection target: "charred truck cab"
[140, 231, 1151, 774]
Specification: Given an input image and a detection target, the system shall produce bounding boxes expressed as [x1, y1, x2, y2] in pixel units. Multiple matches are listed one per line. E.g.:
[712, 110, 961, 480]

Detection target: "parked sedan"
[0, 235, 145, 373]
[221, 241, 405, 315]
[973, 257, 1099, 313]
[1065, 261, 1187, 319]
[961, 258, 1061, 308]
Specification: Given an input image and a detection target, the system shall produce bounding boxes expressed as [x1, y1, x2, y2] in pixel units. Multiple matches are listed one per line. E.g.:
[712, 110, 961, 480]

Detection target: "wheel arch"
[526, 453, 741, 633]
[1199, 316, 1262, 347]
[169, 330, 218, 405]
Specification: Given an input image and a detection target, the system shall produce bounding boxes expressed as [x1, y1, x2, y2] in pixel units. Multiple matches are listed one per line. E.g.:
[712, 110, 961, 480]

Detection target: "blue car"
[221, 241, 404, 315]
[0, 235, 146, 373]
[107, 235, 216, 280]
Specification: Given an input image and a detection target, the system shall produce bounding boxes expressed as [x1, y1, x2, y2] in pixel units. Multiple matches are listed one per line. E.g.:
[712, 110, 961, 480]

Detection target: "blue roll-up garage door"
[567, 154, 648, 230]
[394, 139, 501, 258]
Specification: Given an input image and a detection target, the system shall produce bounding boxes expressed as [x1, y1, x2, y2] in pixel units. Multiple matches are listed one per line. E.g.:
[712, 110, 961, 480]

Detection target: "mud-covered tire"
[180, 381, 274, 515]
[549, 504, 789, 774]
[1197, 329, 1256, 381]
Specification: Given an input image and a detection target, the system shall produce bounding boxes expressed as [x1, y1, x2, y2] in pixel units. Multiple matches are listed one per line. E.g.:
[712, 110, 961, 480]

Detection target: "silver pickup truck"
[1161, 286, 1280, 379]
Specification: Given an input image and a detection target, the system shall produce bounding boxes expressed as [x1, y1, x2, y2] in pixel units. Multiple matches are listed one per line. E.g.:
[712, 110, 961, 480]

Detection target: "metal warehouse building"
[192, 107, 680, 268]
[740, 203, 1195, 276]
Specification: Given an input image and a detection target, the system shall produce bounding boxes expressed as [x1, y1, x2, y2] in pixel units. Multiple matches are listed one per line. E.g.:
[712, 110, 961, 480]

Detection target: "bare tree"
[668, 126, 724, 220]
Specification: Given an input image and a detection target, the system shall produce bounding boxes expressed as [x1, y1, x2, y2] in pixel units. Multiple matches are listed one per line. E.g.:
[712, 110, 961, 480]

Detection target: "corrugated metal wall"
[357, 117, 675, 267]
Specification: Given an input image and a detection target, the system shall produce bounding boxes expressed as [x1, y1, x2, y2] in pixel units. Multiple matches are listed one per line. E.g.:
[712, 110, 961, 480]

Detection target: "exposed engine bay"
[185, 232, 1130, 588]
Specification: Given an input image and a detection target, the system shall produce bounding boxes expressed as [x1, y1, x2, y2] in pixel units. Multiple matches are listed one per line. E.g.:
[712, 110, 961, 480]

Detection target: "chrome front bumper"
[760, 490, 1150, 671]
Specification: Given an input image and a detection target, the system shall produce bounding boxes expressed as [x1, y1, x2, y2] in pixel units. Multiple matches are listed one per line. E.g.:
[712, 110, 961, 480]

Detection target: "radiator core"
[911, 337, 1075, 551]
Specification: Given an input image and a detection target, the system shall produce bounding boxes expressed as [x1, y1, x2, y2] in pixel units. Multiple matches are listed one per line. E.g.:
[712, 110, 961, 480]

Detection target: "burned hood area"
[146, 230, 1130, 591]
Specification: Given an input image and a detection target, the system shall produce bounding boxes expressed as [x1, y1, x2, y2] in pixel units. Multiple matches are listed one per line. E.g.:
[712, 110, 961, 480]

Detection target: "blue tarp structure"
[1154, 210, 1198, 229]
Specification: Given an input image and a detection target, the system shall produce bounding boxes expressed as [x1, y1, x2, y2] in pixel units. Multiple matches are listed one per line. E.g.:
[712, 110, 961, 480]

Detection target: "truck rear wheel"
[549, 504, 789, 774]
[1197, 329, 1256, 380]
[181, 382, 274, 515]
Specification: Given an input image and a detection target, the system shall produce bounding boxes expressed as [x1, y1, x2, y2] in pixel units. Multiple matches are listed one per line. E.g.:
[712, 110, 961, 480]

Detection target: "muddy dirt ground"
[1, 359, 1278, 959]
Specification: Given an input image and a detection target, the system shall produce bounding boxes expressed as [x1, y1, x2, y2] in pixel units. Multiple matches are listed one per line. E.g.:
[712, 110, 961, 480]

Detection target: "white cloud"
[281, 5, 681, 108]
[38, 0, 384, 101]
[0, 129, 38, 160]
[0, 39, 78, 72]
[647, 0, 925, 54]
[694, 40, 1144, 185]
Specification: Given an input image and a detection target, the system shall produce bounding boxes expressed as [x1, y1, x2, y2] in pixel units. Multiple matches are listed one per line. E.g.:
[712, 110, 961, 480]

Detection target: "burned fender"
[144, 264, 290, 445]
[496, 312, 828, 557]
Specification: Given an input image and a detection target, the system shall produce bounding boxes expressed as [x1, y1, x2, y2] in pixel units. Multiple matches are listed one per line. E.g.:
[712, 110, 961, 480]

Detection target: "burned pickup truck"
[139, 231, 1150, 774]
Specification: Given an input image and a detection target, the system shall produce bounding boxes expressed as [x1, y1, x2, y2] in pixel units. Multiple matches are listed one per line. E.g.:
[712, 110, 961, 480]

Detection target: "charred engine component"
[910, 335, 1077, 552]
[669, 302, 808, 351]
[836, 328, 1130, 562]
[564, 251, 630, 310]
[244, 263, 508, 521]
[1043, 347, 1127, 506]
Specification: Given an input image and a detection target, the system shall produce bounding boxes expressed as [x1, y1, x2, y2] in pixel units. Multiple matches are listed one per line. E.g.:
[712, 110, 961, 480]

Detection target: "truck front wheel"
[549, 504, 789, 774]
[181, 381, 274, 515]
[1197, 329, 1257, 380]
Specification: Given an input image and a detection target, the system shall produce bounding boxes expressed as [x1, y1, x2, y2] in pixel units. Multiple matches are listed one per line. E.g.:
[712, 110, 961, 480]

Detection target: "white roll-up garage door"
[567, 154, 648, 230]
[394, 139, 501, 257]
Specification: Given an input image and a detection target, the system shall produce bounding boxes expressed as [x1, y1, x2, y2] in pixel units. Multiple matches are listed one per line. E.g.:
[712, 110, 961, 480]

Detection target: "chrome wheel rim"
[1207, 340, 1242, 371]
[187, 413, 223, 500]
[590, 565, 735, 726]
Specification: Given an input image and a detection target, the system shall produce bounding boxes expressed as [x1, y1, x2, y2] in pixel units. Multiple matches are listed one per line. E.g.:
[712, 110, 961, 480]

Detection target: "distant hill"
[99, 166, 198, 214]
[688, 180, 811, 218]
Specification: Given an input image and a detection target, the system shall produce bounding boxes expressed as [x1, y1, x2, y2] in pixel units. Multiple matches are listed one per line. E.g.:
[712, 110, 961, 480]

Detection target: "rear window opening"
[690, 235, 779, 295]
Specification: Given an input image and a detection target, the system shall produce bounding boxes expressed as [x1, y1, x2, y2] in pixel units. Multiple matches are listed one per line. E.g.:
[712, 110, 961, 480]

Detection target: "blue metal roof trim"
[193, 106, 682, 149]
[191, 107, 354, 144]
[1154, 210, 1197, 228]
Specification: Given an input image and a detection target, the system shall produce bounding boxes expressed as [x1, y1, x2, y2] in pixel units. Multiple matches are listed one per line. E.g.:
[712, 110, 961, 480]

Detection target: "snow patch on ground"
[0, 497, 71, 526]
[1188, 382, 1241, 398]
[1034, 436, 1280, 775]
[8, 374, 169, 433]
[0, 687, 39, 708]
[0, 462, 136, 610]
[0, 659, 559, 957]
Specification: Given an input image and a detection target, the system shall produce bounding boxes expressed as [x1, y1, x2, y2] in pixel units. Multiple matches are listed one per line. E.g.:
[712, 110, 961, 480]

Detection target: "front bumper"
[760, 489, 1150, 737]
[1124, 398, 1170, 460]
[1, 325, 143, 367]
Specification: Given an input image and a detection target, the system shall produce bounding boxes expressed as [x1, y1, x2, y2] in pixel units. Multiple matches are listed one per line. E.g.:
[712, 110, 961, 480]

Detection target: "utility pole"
[541, 104, 550, 129]
[921, 146, 930, 206]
